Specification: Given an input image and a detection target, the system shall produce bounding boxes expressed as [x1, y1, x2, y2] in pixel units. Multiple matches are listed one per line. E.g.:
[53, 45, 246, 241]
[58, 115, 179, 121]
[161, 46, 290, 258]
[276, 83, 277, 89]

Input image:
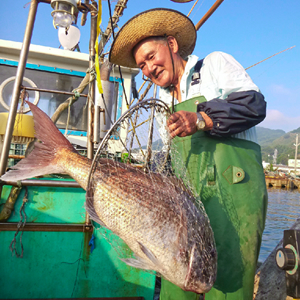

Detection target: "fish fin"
[121, 257, 152, 270]
[138, 242, 161, 267]
[122, 242, 160, 271]
[85, 186, 107, 227]
[1, 101, 75, 182]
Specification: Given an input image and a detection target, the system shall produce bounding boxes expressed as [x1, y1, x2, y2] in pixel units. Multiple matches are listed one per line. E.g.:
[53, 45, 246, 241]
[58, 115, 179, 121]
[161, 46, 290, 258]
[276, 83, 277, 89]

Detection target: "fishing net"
[86, 98, 216, 291]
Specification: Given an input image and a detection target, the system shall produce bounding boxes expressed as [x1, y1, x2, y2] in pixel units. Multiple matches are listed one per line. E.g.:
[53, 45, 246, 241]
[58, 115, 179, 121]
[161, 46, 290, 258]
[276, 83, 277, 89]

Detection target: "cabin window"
[0, 64, 91, 131]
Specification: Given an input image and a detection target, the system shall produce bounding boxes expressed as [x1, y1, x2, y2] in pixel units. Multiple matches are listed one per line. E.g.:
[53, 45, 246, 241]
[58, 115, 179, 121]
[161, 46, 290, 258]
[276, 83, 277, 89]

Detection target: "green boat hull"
[0, 179, 155, 299]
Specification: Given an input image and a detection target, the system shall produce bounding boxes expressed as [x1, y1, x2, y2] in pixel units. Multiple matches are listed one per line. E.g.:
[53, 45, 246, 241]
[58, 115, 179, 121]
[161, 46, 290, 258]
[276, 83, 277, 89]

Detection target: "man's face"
[133, 39, 174, 88]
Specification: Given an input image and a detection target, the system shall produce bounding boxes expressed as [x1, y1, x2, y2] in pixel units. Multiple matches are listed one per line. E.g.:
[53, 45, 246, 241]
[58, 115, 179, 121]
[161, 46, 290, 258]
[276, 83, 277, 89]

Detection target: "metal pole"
[195, 0, 224, 31]
[21, 85, 88, 97]
[0, 0, 39, 177]
[294, 134, 299, 175]
[85, 3, 97, 228]
[144, 105, 155, 169]
[87, 4, 97, 159]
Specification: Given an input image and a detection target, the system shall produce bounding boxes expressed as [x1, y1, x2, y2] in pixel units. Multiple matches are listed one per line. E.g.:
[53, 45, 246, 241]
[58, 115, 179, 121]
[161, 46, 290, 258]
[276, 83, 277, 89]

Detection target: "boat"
[265, 172, 299, 189]
[0, 1, 154, 298]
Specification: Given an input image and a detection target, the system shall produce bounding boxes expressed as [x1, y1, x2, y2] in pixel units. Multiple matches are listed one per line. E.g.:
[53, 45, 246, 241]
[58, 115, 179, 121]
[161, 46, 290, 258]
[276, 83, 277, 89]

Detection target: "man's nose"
[146, 61, 155, 74]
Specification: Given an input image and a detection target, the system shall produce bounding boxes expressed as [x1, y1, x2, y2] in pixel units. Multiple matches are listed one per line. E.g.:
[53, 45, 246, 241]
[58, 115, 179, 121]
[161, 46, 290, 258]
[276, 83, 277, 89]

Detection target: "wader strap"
[191, 59, 204, 85]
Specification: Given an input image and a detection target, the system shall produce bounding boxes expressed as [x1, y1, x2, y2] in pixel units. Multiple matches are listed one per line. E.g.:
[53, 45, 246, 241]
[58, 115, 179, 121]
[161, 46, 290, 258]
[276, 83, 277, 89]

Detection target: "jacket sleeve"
[197, 90, 266, 137]
[196, 52, 267, 137]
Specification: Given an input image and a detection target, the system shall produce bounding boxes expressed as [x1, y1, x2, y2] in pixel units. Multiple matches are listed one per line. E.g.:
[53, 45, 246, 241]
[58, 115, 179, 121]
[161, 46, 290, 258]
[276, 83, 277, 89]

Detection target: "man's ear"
[167, 36, 179, 54]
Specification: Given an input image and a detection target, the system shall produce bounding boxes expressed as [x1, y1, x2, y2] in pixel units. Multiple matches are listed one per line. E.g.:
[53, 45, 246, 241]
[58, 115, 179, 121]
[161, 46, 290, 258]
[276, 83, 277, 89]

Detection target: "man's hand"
[167, 111, 213, 138]
[167, 111, 198, 138]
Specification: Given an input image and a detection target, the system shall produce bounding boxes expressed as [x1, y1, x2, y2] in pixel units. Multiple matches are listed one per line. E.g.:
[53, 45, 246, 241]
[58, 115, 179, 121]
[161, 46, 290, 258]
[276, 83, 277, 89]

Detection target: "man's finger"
[169, 126, 183, 138]
[167, 113, 180, 125]
[168, 121, 179, 132]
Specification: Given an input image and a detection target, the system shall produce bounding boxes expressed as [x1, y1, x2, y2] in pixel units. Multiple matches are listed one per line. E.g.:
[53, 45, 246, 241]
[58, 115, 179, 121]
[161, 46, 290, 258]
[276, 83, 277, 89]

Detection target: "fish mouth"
[184, 281, 211, 294]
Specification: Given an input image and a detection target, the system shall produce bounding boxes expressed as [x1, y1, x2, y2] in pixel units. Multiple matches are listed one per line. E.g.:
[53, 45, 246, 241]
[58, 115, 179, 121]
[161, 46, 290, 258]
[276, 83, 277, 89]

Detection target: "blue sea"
[258, 188, 300, 263]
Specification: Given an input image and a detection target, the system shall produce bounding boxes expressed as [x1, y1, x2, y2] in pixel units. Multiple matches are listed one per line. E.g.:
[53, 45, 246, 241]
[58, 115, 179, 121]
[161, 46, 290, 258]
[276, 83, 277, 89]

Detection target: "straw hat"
[109, 8, 197, 68]
[171, 0, 194, 2]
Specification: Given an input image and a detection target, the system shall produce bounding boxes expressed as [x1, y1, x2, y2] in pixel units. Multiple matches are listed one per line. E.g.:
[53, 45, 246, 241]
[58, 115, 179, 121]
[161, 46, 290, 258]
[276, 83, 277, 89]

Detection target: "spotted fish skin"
[1, 101, 217, 293]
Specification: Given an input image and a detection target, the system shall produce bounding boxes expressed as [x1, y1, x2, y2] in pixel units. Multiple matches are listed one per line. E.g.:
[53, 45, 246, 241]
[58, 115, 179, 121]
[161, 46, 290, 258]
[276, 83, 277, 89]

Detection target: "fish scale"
[91, 166, 205, 283]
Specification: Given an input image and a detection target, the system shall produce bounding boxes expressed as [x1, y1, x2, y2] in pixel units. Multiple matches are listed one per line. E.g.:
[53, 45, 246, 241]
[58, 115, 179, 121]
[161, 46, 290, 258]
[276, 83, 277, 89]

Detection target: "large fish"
[1, 101, 217, 293]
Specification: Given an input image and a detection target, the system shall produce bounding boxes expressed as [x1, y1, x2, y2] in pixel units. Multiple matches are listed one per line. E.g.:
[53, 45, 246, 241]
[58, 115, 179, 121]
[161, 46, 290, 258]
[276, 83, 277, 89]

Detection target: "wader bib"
[160, 96, 268, 300]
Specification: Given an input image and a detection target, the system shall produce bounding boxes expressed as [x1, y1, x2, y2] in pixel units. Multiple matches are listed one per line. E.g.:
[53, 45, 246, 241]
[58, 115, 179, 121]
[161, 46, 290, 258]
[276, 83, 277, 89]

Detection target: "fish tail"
[1, 101, 76, 182]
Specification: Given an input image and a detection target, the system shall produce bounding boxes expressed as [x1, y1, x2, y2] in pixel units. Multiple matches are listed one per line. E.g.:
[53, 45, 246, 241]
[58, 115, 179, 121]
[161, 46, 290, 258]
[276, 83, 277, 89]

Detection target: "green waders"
[160, 97, 268, 300]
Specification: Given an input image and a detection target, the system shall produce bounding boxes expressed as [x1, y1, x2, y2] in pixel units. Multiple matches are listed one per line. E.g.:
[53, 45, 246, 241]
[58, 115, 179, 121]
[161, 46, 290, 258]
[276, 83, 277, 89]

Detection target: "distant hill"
[257, 126, 300, 165]
[256, 127, 285, 146]
[140, 138, 165, 151]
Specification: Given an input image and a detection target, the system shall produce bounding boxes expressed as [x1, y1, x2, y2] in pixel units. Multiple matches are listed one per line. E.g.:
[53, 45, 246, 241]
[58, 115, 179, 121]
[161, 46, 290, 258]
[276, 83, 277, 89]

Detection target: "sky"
[0, 0, 299, 132]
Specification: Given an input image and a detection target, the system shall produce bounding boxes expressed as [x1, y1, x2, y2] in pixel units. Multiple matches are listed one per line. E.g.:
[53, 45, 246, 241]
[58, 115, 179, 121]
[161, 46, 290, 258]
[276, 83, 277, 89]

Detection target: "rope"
[73, 90, 81, 100]
[86, 66, 97, 79]
[19, 89, 29, 109]
[9, 186, 28, 258]
[51, 68, 94, 125]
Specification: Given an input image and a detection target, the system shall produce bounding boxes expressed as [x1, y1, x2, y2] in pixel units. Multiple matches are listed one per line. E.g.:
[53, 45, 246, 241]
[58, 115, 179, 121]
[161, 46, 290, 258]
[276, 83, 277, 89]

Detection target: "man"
[109, 8, 268, 300]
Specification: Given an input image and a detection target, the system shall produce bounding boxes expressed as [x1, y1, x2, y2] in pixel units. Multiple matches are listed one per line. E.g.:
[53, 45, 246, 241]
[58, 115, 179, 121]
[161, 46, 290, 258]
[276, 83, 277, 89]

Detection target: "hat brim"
[109, 8, 197, 69]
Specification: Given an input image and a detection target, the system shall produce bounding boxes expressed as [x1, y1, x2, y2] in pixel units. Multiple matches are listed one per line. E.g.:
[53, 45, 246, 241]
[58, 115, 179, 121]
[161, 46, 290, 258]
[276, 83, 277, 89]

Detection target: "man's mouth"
[153, 70, 163, 79]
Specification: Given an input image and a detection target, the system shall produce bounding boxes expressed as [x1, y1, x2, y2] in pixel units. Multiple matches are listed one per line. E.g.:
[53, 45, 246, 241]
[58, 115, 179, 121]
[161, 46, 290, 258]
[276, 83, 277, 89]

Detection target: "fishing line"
[189, 0, 206, 21]
[251, 57, 283, 80]
[70, 233, 86, 298]
[9, 186, 28, 258]
[61, 257, 86, 267]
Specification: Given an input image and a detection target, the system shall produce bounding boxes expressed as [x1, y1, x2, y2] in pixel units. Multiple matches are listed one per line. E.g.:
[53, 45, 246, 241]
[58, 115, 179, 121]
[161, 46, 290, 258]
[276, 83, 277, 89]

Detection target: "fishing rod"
[245, 46, 296, 70]
[195, 0, 224, 30]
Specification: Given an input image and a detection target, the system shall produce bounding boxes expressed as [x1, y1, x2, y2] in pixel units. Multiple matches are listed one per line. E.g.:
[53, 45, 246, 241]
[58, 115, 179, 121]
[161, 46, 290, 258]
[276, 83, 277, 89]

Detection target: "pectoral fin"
[121, 257, 152, 270]
[138, 242, 159, 265]
[122, 242, 161, 271]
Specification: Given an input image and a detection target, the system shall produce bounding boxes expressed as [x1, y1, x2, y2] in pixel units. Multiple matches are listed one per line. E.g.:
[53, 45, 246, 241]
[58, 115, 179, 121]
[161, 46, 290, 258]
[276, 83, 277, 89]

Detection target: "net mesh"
[86, 98, 217, 292]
